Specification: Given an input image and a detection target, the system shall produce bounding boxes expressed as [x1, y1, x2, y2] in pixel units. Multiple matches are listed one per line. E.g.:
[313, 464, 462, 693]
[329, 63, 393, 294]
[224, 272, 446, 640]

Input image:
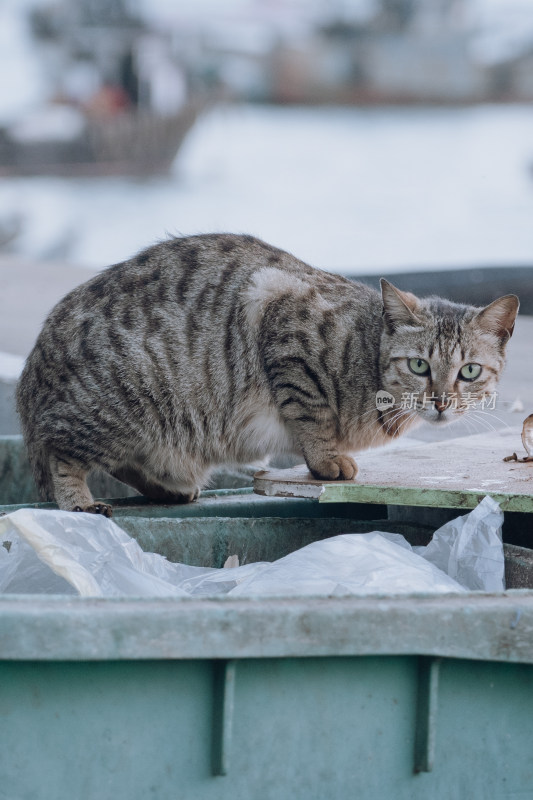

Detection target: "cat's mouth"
[416, 405, 462, 426]
[427, 412, 453, 425]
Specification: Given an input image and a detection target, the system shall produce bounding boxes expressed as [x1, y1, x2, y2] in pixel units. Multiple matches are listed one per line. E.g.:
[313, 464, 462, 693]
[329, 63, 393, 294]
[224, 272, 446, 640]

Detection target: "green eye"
[408, 358, 430, 376]
[459, 363, 482, 381]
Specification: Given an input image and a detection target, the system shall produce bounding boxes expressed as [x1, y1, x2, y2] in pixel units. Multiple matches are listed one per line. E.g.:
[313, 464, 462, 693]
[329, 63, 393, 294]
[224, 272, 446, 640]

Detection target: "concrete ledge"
[351, 265, 533, 313]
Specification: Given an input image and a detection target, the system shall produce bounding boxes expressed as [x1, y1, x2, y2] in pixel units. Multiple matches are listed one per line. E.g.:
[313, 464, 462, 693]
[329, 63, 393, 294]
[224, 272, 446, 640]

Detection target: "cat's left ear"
[380, 279, 422, 331]
[475, 294, 520, 342]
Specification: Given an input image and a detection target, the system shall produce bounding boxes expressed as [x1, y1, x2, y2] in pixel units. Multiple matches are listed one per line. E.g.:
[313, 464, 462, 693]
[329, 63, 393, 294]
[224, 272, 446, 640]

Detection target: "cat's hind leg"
[110, 464, 200, 504]
[49, 454, 113, 517]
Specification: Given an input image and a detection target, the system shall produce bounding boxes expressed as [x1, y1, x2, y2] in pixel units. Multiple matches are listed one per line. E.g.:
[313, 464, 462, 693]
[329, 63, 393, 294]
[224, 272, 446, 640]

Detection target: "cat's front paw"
[153, 488, 200, 505]
[72, 503, 113, 518]
[309, 455, 358, 481]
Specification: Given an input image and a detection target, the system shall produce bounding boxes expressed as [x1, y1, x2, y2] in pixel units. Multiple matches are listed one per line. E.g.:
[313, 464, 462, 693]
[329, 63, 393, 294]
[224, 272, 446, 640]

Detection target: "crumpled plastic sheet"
[0, 495, 504, 597]
[415, 495, 505, 593]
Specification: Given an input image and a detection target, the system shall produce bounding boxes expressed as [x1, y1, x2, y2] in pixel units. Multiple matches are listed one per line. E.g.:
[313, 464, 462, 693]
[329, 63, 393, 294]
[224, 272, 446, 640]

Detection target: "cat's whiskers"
[359, 406, 389, 420]
[453, 409, 492, 433]
[470, 408, 511, 431]
[365, 408, 405, 449]
[382, 407, 414, 440]
[467, 409, 510, 434]
[392, 410, 418, 438]
[358, 409, 381, 423]
[468, 414, 497, 434]
[459, 415, 478, 436]
[361, 404, 403, 443]
[460, 409, 507, 438]
[378, 407, 403, 425]
[360, 401, 415, 422]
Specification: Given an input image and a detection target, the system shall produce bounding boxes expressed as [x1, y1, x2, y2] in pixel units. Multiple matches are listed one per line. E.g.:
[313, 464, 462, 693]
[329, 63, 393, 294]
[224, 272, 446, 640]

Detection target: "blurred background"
[0, 0, 532, 441]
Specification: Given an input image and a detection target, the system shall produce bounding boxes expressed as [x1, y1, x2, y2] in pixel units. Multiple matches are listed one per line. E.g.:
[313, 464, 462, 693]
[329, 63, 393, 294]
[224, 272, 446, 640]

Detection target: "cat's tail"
[25, 442, 54, 502]
[16, 380, 54, 502]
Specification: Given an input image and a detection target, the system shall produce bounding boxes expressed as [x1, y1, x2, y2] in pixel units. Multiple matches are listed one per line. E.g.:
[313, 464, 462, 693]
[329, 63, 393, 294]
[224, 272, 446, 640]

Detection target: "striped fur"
[16, 234, 519, 514]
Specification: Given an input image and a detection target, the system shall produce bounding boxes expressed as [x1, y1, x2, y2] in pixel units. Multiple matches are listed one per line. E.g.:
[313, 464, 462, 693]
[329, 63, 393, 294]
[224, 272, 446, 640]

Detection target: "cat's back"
[17, 233, 373, 417]
[38, 233, 362, 338]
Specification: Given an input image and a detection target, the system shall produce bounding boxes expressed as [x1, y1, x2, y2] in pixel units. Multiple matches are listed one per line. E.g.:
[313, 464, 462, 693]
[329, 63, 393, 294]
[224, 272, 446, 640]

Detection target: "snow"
[1, 103, 531, 274]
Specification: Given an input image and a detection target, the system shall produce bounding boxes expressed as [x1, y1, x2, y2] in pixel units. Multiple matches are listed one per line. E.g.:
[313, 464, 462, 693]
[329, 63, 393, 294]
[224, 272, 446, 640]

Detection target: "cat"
[16, 233, 519, 516]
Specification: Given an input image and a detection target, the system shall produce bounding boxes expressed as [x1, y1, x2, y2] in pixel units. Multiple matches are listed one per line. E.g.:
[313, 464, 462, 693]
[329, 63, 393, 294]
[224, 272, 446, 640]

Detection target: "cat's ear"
[475, 294, 519, 342]
[380, 279, 422, 332]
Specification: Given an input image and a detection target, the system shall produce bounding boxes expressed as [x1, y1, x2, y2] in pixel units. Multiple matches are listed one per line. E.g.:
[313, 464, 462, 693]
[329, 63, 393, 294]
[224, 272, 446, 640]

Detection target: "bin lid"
[254, 429, 533, 512]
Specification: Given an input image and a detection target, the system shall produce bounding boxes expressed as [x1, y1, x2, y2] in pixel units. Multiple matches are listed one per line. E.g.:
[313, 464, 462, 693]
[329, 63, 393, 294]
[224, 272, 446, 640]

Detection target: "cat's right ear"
[475, 294, 519, 342]
[380, 279, 422, 332]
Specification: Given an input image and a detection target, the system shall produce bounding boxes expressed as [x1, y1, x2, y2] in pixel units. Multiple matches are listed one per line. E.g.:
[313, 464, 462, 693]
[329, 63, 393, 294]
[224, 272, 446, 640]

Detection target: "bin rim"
[0, 591, 532, 663]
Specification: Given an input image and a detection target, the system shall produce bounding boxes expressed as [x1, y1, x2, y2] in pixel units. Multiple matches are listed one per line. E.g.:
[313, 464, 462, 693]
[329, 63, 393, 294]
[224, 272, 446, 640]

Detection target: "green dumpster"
[2, 433, 533, 799]
[1, 485, 533, 800]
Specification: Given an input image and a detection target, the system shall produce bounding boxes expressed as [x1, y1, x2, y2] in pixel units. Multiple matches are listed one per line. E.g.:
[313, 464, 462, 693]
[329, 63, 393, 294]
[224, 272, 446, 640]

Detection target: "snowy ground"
[0, 103, 532, 274]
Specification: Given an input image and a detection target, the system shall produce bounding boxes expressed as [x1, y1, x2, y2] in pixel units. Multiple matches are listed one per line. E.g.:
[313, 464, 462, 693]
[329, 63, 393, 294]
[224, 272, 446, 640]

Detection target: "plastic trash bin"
[1, 488, 533, 800]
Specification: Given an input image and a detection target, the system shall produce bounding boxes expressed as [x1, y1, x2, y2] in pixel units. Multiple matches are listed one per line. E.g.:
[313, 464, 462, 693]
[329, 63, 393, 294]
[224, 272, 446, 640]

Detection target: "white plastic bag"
[228, 531, 465, 596]
[0, 495, 504, 597]
[0, 508, 264, 597]
[416, 495, 504, 592]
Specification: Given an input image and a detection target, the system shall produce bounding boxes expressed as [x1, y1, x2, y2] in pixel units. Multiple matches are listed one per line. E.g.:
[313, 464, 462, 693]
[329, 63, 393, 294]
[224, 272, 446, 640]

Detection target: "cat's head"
[378, 279, 519, 428]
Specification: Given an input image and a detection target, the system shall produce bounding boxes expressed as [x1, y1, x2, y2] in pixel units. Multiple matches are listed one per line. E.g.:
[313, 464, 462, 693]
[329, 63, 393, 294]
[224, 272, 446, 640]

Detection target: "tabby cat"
[16, 234, 519, 516]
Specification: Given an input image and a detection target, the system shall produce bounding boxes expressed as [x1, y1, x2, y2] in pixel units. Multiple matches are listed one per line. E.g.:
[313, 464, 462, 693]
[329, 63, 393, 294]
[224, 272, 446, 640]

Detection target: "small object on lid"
[502, 416, 533, 462]
[521, 414, 533, 459]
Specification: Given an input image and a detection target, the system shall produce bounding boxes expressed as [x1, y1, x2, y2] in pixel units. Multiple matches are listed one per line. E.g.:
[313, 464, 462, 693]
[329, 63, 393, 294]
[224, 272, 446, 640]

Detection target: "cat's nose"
[434, 400, 447, 414]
